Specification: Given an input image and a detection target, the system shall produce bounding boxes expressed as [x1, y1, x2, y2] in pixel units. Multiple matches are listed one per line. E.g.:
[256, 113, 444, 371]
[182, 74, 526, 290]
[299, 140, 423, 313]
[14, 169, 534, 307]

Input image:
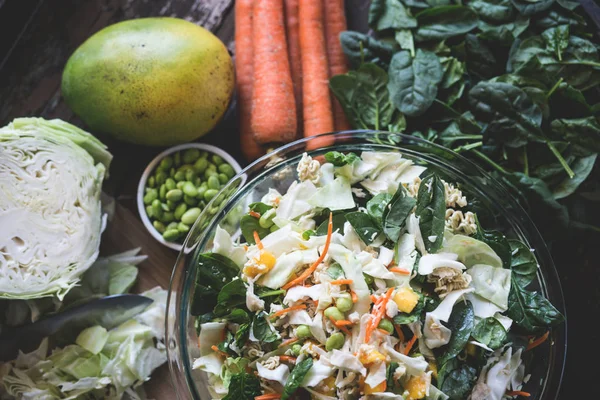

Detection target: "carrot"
[249, 210, 261, 219]
[377, 328, 391, 335]
[235, 0, 265, 161]
[389, 267, 411, 275]
[298, 0, 335, 149]
[328, 316, 351, 335]
[255, 394, 281, 400]
[333, 320, 353, 326]
[526, 331, 550, 351]
[253, 231, 264, 250]
[271, 304, 307, 318]
[394, 323, 405, 343]
[251, 0, 297, 144]
[284, 0, 303, 137]
[283, 213, 333, 289]
[323, 0, 350, 131]
[279, 355, 297, 363]
[211, 345, 229, 357]
[330, 279, 353, 285]
[404, 334, 418, 355]
[506, 391, 531, 397]
[278, 337, 299, 348]
[350, 290, 358, 303]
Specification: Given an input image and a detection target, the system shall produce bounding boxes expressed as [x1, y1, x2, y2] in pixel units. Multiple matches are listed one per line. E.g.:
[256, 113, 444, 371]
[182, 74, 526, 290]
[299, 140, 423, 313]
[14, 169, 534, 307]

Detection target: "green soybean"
[165, 178, 176, 191]
[183, 148, 201, 164]
[162, 211, 175, 223]
[296, 325, 312, 339]
[208, 175, 220, 190]
[163, 229, 180, 242]
[326, 332, 345, 351]
[218, 163, 235, 179]
[151, 199, 162, 216]
[204, 189, 218, 202]
[184, 195, 198, 206]
[160, 156, 173, 170]
[196, 185, 207, 199]
[147, 176, 156, 188]
[166, 189, 183, 202]
[174, 203, 188, 220]
[218, 173, 228, 184]
[153, 220, 166, 233]
[185, 169, 196, 182]
[335, 293, 354, 313]
[167, 221, 179, 231]
[193, 177, 202, 187]
[181, 208, 201, 225]
[174, 170, 186, 182]
[193, 158, 208, 174]
[159, 184, 167, 201]
[155, 171, 167, 185]
[169, 167, 176, 177]
[211, 154, 224, 166]
[183, 182, 198, 197]
[204, 169, 217, 180]
[176, 181, 185, 190]
[177, 222, 190, 233]
[324, 307, 344, 321]
[378, 319, 394, 334]
[143, 189, 158, 205]
[173, 152, 181, 166]
[145, 205, 154, 218]
[291, 344, 302, 356]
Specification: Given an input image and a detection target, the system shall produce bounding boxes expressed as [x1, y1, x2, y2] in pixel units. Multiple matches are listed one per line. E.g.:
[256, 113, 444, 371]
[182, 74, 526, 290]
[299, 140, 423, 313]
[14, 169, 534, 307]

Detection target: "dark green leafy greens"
[471, 317, 508, 349]
[281, 358, 313, 400]
[507, 279, 565, 333]
[508, 239, 538, 286]
[437, 358, 478, 400]
[415, 174, 446, 252]
[382, 186, 417, 242]
[345, 211, 382, 245]
[222, 372, 261, 400]
[437, 301, 475, 366]
[191, 253, 240, 316]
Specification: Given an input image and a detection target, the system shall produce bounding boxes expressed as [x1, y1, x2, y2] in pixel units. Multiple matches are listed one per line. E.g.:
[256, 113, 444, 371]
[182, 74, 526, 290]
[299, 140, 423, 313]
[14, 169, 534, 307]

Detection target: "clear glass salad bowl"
[165, 131, 566, 400]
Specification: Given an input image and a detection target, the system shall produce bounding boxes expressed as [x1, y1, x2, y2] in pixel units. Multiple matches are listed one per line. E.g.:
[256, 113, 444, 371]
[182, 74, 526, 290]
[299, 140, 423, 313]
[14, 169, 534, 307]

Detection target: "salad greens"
[192, 151, 563, 399]
[329, 0, 600, 239]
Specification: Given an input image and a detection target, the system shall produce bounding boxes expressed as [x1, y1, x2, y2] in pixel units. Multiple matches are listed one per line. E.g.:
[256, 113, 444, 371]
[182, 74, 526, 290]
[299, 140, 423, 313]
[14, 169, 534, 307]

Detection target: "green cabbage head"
[0, 118, 112, 299]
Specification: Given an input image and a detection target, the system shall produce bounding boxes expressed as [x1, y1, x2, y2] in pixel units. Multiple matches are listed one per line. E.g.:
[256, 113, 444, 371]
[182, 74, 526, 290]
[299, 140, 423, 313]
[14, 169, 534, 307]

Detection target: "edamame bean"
[378, 319, 394, 334]
[169, 167, 175, 177]
[291, 344, 302, 356]
[296, 325, 312, 339]
[151, 199, 162, 216]
[160, 156, 173, 170]
[218, 163, 235, 179]
[335, 293, 354, 313]
[184, 194, 198, 206]
[207, 175, 220, 190]
[193, 158, 208, 174]
[177, 222, 190, 233]
[153, 220, 166, 233]
[176, 181, 185, 190]
[181, 207, 201, 225]
[183, 148, 201, 164]
[326, 332, 345, 351]
[147, 176, 156, 188]
[199, 151, 208, 159]
[143, 189, 158, 205]
[159, 184, 167, 201]
[204, 168, 217, 180]
[211, 154, 224, 166]
[324, 307, 344, 321]
[163, 229, 180, 242]
[167, 222, 179, 231]
[259, 209, 275, 229]
[183, 182, 198, 197]
[162, 211, 175, 223]
[193, 177, 202, 187]
[185, 169, 196, 182]
[173, 152, 181, 166]
[165, 178, 176, 191]
[166, 200, 177, 210]
[174, 170, 186, 182]
[145, 205, 154, 218]
[155, 171, 167, 185]
[174, 203, 188, 220]
[161, 202, 170, 212]
[166, 189, 183, 202]
[302, 230, 316, 240]
[218, 173, 228, 184]
[204, 189, 218, 202]
[196, 185, 207, 199]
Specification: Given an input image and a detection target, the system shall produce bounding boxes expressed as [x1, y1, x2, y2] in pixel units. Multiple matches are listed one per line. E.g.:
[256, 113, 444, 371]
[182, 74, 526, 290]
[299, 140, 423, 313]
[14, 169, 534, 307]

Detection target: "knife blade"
[0, 294, 153, 361]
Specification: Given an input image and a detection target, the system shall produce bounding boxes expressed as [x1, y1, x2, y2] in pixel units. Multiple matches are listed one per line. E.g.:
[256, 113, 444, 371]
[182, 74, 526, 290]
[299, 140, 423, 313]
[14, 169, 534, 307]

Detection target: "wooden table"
[1, 0, 597, 398]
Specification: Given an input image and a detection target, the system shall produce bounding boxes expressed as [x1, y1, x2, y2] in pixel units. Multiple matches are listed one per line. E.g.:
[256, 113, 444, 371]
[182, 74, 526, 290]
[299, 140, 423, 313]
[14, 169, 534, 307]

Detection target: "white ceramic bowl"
[137, 143, 243, 251]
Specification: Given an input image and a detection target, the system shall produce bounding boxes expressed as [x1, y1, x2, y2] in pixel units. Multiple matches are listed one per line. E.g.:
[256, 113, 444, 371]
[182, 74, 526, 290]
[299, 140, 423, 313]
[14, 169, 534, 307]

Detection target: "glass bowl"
[165, 131, 567, 400]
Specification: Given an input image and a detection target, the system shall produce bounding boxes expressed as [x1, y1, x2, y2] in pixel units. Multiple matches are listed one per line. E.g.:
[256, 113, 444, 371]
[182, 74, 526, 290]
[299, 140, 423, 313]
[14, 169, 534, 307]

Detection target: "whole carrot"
[235, 0, 264, 161]
[299, 0, 335, 148]
[323, 0, 351, 131]
[284, 0, 303, 137]
[251, 0, 297, 145]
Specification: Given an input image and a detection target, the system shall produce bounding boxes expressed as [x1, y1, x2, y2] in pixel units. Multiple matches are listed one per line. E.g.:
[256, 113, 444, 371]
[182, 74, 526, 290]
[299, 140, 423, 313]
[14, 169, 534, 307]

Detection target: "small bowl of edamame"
[137, 143, 242, 251]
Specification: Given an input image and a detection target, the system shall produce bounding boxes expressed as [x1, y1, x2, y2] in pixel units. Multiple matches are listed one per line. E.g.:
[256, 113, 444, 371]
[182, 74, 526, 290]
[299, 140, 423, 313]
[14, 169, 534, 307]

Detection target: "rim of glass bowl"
[166, 130, 567, 400]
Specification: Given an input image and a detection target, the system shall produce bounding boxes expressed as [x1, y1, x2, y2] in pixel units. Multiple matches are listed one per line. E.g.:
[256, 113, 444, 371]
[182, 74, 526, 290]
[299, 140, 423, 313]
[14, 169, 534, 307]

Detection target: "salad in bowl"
[187, 149, 564, 400]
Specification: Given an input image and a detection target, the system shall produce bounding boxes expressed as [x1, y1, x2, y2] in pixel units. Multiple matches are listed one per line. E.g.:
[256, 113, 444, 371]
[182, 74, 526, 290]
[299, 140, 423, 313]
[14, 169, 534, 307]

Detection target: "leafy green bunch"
[329, 0, 600, 239]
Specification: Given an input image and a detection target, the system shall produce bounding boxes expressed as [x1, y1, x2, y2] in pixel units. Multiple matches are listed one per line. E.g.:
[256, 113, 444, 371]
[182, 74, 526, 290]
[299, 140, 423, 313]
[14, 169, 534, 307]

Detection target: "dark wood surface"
[0, 0, 596, 398]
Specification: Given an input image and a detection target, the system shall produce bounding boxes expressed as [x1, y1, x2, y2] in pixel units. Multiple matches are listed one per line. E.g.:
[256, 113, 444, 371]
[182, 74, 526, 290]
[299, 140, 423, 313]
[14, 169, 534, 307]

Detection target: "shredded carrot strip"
[271, 304, 306, 318]
[350, 290, 358, 303]
[526, 331, 550, 351]
[255, 394, 281, 400]
[394, 323, 405, 343]
[403, 334, 418, 355]
[283, 213, 333, 289]
[243, 245, 249, 251]
[334, 320, 353, 326]
[278, 337, 299, 348]
[279, 355, 297, 363]
[328, 316, 351, 335]
[389, 267, 411, 275]
[253, 231, 264, 250]
[249, 210, 261, 218]
[506, 391, 531, 397]
[365, 288, 394, 343]
[370, 294, 378, 303]
[377, 328, 391, 335]
[211, 345, 229, 357]
[330, 279, 353, 285]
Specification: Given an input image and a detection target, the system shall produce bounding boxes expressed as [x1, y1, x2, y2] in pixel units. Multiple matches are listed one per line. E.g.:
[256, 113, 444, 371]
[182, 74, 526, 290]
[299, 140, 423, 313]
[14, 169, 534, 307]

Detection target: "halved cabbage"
[0, 118, 111, 299]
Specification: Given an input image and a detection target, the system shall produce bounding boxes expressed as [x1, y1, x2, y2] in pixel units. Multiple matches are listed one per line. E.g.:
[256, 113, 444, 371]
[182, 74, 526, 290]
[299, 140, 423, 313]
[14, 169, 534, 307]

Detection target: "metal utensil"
[0, 294, 153, 361]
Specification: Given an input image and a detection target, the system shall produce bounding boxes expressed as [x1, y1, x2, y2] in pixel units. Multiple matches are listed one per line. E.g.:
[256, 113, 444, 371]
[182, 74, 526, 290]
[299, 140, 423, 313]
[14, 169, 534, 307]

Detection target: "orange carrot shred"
[404, 334, 418, 355]
[350, 290, 358, 303]
[283, 213, 333, 289]
[394, 323, 405, 343]
[526, 331, 550, 351]
[328, 316, 351, 335]
[279, 355, 297, 363]
[211, 345, 229, 357]
[249, 210, 261, 218]
[271, 304, 307, 318]
[255, 394, 282, 400]
[278, 338, 299, 348]
[334, 320, 353, 326]
[370, 295, 378, 303]
[330, 279, 353, 285]
[365, 288, 394, 343]
[377, 328, 391, 335]
[389, 267, 411, 275]
[506, 391, 531, 397]
[253, 231, 264, 250]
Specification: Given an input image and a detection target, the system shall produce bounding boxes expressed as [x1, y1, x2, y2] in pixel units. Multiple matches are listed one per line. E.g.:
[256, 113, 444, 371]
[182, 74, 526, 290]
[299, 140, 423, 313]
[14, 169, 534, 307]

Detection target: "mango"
[62, 17, 234, 146]
[393, 287, 420, 313]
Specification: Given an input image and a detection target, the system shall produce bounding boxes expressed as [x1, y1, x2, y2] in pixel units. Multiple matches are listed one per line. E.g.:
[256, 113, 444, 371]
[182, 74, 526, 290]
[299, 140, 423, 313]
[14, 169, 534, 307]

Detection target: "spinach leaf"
[340, 31, 398, 69]
[415, 174, 446, 252]
[367, 193, 393, 228]
[369, 0, 417, 31]
[282, 358, 313, 400]
[437, 300, 475, 366]
[438, 358, 478, 400]
[508, 239, 538, 287]
[473, 218, 512, 268]
[551, 154, 597, 199]
[324, 151, 359, 167]
[252, 312, 280, 343]
[542, 24, 570, 61]
[241, 215, 270, 245]
[345, 211, 382, 245]
[330, 63, 397, 130]
[551, 117, 600, 153]
[393, 293, 425, 324]
[382, 187, 417, 242]
[395, 30, 415, 57]
[388, 50, 443, 117]
[467, 0, 515, 23]
[469, 81, 543, 147]
[191, 253, 239, 316]
[387, 362, 400, 390]
[465, 34, 500, 79]
[213, 279, 247, 317]
[235, 322, 251, 348]
[478, 16, 530, 44]
[249, 202, 273, 215]
[316, 212, 347, 235]
[510, 0, 554, 16]
[471, 317, 507, 349]
[506, 279, 565, 334]
[222, 372, 262, 400]
[415, 6, 479, 42]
